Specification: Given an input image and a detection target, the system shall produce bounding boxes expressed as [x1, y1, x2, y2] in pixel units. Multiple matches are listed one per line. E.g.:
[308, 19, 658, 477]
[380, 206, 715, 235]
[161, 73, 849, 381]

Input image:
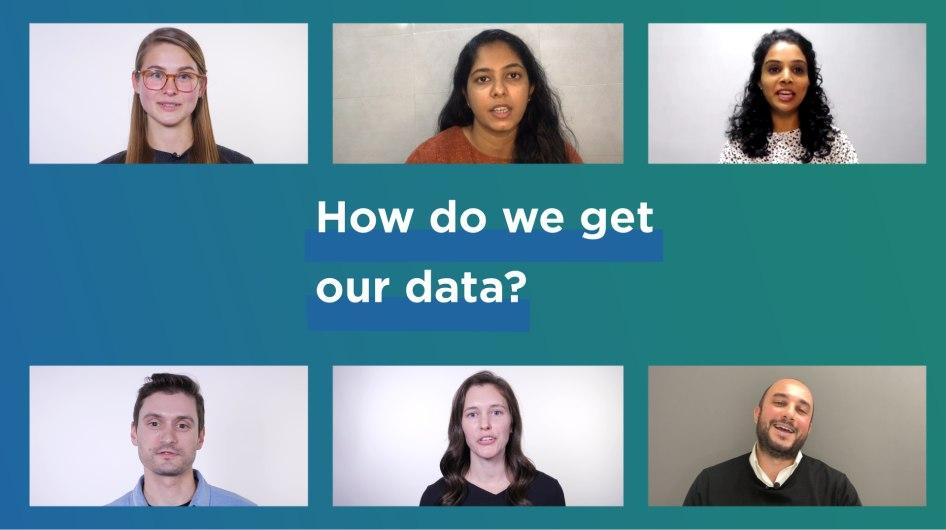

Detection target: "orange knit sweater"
[406, 126, 583, 164]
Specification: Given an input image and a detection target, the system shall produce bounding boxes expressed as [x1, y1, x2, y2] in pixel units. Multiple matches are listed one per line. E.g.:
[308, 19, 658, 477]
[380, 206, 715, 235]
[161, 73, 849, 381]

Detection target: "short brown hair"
[132, 373, 205, 432]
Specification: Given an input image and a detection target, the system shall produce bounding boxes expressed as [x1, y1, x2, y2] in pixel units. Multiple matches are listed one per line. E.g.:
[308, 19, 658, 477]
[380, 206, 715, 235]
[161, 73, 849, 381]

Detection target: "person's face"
[131, 392, 204, 477]
[758, 41, 810, 117]
[132, 42, 204, 130]
[753, 379, 813, 459]
[465, 41, 534, 136]
[461, 384, 513, 463]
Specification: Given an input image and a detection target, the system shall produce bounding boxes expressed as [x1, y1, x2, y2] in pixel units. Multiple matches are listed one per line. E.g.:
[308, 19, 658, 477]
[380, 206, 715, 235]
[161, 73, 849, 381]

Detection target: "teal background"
[1, 0, 941, 527]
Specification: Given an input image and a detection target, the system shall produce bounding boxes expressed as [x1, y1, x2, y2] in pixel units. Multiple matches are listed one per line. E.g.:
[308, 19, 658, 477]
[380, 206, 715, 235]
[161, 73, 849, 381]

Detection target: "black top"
[683, 453, 861, 506]
[420, 471, 565, 506]
[100, 145, 252, 164]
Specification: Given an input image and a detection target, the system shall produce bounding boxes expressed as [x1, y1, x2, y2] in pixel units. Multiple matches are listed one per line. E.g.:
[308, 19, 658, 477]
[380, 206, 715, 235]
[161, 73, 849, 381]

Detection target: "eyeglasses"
[136, 69, 205, 93]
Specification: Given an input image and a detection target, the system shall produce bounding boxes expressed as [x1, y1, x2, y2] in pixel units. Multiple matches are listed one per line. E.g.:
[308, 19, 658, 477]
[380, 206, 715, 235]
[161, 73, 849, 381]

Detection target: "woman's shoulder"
[826, 128, 858, 163]
[216, 145, 253, 164]
[419, 477, 448, 506]
[564, 142, 583, 163]
[532, 470, 560, 485]
[406, 126, 469, 163]
[719, 139, 752, 164]
[100, 151, 127, 164]
[528, 470, 565, 505]
[99, 146, 252, 164]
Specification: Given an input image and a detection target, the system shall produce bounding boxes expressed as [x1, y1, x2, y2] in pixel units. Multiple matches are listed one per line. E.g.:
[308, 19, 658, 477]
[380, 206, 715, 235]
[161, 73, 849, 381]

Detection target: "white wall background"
[333, 366, 623, 506]
[648, 24, 926, 163]
[333, 24, 624, 163]
[30, 366, 308, 506]
[29, 24, 308, 164]
[648, 366, 926, 506]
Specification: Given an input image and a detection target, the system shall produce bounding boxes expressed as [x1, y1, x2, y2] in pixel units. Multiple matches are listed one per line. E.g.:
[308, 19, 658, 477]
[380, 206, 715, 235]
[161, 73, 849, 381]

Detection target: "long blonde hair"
[126, 27, 219, 163]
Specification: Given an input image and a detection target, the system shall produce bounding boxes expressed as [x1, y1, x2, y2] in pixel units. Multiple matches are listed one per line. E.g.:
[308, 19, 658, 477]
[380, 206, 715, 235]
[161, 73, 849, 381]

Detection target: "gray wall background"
[649, 366, 926, 506]
[333, 24, 623, 163]
[649, 24, 926, 163]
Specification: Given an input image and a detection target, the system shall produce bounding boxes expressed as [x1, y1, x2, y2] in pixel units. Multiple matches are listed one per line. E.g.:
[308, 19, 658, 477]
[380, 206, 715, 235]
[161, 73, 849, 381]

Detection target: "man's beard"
[756, 419, 806, 460]
[151, 459, 189, 477]
[140, 446, 195, 477]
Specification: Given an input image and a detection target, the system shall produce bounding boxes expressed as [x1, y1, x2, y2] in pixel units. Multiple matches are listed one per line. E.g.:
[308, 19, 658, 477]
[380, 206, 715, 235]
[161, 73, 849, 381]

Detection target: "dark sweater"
[100, 145, 252, 164]
[420, 470, 565, 506]
[684, 453, 861, 506]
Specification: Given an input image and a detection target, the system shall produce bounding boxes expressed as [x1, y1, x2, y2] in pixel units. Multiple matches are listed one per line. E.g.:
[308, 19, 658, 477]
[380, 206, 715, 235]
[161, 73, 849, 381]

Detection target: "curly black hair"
[438, 29, 576, 163]
[727, 29, 836, 163]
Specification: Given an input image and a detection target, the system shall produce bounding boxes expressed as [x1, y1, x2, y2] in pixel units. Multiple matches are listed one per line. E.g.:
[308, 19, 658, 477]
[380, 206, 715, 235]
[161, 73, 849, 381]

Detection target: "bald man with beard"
[683, 378, 861, 506]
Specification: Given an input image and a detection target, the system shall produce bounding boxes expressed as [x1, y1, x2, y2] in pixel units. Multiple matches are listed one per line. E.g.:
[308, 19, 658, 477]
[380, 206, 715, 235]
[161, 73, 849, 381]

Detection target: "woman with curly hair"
[407, 29, 581, 164]
[419, 371, 565, 506]
[721, 29, 857, 164]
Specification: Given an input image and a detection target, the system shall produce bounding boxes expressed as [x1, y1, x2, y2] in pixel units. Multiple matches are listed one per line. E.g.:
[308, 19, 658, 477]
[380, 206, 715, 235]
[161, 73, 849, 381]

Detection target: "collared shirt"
[749, 443, 803, 488]
[99, 145, 253, 164]
[106, 469, 256, 506]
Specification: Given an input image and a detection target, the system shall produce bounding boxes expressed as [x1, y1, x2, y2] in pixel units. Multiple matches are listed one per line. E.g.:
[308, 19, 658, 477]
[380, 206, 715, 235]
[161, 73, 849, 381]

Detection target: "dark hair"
[726, 29, 836, 163]
[438, 29, 576, 163]
[438, 371, 536, 505]
[132, 373, 205, 432]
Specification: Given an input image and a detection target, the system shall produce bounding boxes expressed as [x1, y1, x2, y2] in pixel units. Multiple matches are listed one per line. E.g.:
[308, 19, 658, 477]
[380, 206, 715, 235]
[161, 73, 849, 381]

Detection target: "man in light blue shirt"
[107, 373, 255, 507]
[109, 469, 254, 506]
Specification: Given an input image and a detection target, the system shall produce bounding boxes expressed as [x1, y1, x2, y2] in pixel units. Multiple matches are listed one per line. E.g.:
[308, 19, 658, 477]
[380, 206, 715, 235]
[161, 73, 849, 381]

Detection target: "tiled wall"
[333, 24, 623, 163]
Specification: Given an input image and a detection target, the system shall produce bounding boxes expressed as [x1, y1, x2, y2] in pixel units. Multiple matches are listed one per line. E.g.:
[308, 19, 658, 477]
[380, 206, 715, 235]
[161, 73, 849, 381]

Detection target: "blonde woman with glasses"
[101, 27, 252, 164]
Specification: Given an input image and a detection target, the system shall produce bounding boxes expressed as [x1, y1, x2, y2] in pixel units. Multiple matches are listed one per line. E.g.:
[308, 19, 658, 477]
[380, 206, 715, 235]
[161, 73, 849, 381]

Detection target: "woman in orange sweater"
[407, 29, 581, 164]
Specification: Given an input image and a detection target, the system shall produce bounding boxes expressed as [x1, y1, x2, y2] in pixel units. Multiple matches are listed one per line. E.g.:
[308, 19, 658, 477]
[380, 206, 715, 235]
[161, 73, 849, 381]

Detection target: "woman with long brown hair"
[420, 371, 565, 506]
[101, 27, 251, 164]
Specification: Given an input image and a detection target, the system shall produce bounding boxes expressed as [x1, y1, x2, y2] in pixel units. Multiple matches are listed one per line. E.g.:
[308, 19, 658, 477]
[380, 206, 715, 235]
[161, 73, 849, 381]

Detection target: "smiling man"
[683, 378, 860, 506]
[107, 373, 255, 506]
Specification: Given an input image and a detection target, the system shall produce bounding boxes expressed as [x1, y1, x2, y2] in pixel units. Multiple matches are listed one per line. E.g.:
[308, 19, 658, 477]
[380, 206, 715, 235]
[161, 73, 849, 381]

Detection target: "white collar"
[749, 443, 803, 488]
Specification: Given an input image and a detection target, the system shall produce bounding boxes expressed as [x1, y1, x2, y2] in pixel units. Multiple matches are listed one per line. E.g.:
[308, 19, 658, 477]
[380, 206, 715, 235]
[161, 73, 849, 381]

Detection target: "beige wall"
[333, 23, 623, 163]
[649, 366, 926, 506]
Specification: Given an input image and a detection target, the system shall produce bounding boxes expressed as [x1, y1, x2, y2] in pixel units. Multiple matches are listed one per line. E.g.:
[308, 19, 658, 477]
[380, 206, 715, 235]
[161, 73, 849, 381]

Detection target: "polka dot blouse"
[719, 128, 858, 164]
